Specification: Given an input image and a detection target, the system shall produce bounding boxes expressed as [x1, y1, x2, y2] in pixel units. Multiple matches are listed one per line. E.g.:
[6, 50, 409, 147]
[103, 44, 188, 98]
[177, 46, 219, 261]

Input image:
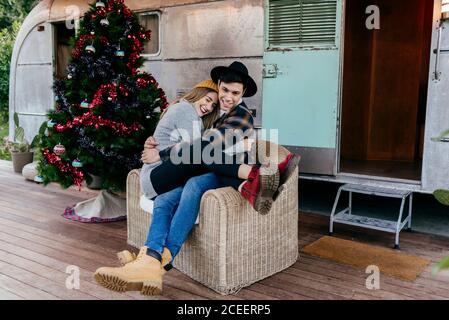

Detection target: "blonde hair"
[162, 87, 220, 130]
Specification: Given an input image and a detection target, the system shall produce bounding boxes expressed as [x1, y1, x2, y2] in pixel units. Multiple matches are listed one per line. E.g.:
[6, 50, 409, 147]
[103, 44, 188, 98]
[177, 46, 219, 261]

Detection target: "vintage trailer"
[9, 0, 449, 194]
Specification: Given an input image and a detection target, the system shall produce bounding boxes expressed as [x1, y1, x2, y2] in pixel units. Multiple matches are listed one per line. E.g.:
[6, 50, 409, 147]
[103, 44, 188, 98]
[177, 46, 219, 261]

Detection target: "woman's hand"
[144, 136, 159, 149]
[141, 148, 161, 164]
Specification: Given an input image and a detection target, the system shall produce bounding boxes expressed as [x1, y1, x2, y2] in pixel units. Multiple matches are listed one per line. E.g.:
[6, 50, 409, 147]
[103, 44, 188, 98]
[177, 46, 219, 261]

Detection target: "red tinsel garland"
[43, 149, 84, 188]
[72, 34, 95, 59]
[89, 83, 129, 109]
[54, 112, 141, 135]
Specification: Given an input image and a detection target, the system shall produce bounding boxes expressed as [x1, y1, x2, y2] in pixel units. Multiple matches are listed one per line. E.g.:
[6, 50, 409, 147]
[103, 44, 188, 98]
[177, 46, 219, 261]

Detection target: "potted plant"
[6, 112, 40, 173]
[432, 128, 449, 274]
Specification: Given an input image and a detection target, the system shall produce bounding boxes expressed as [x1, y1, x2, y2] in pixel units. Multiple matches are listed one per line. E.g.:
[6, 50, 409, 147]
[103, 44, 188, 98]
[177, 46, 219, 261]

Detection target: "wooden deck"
[1, 159, 449, 300]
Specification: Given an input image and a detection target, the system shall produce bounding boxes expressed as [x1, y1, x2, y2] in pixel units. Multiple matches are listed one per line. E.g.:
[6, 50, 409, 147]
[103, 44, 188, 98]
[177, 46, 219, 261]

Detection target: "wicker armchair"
[126, 141, 299, 295]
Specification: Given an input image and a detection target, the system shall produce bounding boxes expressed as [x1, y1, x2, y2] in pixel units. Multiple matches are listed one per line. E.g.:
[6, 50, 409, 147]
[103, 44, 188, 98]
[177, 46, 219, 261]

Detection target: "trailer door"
[422, 8, 449, 191]
[262, 0, 343, 175]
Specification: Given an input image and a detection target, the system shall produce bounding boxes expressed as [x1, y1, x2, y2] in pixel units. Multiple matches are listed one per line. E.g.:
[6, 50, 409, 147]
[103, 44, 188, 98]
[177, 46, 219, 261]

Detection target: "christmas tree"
[38, 0, 168, 192]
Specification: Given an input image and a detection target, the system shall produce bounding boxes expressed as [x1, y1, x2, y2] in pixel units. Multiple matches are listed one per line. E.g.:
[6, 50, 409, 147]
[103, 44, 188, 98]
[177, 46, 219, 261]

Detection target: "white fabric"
[139, 194, 200, 225]
[73, 190, 126, 220]
[139, 194, 154, 214]
[22, 162, 38, 181]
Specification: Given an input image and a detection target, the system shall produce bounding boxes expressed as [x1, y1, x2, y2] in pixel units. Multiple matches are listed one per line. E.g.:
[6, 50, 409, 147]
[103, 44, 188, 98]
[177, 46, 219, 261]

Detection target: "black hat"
[210, 61, 258, 97]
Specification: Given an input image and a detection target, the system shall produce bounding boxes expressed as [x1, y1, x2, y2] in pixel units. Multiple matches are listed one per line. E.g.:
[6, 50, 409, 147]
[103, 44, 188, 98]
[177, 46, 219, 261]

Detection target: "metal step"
[329, 183, 414, 248]
[340, 184, 412, 198]
[333, 211, 405, 233]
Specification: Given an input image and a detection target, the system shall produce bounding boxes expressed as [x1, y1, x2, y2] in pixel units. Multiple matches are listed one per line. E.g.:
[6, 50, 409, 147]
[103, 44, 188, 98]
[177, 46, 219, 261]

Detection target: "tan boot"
[117, 248, 172, 272]
[116, 250, 137, 265]
[161, 247, 173, 272]
[94, 246, 164, 295]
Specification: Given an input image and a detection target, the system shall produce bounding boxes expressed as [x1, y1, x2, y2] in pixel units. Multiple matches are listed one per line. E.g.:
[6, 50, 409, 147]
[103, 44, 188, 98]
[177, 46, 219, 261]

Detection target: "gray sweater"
[140, 100, 202, 199]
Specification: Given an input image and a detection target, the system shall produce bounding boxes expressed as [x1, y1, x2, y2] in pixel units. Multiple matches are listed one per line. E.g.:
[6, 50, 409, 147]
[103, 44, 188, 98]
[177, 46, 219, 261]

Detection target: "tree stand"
[62, 190, 127, 223]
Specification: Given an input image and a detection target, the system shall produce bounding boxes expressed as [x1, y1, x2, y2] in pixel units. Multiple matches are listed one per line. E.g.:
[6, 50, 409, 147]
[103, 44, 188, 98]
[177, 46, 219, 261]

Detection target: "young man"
[94, 61, 299, 295]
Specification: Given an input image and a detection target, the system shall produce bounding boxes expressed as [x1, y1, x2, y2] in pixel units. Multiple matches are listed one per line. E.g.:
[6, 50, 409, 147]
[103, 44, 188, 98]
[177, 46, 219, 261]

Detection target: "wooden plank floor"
[1, 159, 448, 300]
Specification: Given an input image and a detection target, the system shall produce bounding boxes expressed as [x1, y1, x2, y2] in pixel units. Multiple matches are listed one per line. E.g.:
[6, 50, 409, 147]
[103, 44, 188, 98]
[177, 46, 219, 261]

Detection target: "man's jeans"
[145, 172, 222, 262]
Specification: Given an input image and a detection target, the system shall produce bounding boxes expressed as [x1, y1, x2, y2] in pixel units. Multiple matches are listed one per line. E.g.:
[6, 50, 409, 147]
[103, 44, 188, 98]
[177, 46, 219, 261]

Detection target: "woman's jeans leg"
[145, 187, 183, 254]
[165, 173, 222, 260]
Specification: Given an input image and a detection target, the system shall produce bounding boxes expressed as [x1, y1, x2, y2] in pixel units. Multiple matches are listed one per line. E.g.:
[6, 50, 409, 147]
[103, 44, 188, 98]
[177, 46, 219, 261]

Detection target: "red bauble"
[54, 144, 66, 156]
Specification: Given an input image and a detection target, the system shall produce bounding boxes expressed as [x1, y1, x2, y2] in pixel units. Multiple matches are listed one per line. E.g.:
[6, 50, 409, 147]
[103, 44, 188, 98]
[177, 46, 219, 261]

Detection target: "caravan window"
[138, 12, 161, 56]
[267, 0, 338, 48]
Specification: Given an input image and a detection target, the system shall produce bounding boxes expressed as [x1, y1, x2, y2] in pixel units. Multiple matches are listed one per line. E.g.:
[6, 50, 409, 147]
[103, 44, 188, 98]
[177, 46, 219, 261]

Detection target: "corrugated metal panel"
[268, 0, 337, 46]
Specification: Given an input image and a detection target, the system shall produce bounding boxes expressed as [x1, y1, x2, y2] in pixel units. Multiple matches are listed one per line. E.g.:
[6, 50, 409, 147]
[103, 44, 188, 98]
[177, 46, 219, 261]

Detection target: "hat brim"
[211, 66, 257, 98]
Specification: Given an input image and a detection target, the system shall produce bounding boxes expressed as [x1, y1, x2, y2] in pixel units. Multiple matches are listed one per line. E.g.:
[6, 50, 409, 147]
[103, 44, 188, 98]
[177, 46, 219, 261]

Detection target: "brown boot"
[239, 164, 280, 215]
[117, 248, 172, 272]
[94, 246, 164, 295]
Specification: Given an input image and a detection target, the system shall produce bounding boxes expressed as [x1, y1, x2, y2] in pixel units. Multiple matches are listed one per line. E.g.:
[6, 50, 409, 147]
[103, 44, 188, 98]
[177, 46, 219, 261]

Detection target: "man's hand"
[141, 148, 161, 164]
[144, 136, 159, 149]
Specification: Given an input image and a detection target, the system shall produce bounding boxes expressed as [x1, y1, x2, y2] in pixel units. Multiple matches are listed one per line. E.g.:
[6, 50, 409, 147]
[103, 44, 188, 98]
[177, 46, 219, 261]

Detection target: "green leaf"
[432, 256, 449, 275]
[14, 126, 24, 142]
[432, 128, 449, 142]
[30, 135, 39, 149]
[433, 189, 449, 206]
[38, 121, 47, 135]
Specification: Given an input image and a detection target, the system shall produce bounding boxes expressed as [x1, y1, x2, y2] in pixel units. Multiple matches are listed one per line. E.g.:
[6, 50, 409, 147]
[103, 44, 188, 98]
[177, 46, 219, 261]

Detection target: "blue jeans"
[145, 172, 222, 262]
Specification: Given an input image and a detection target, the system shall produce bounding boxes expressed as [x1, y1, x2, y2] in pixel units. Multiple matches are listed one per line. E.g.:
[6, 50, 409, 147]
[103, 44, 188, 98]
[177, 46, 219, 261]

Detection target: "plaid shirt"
[212, 101, 254, 137]
[159, 101, 255, 161]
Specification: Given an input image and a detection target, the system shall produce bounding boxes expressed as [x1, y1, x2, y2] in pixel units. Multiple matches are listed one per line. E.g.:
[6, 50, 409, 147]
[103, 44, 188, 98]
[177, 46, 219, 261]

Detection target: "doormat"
[302, 236, 430, 281]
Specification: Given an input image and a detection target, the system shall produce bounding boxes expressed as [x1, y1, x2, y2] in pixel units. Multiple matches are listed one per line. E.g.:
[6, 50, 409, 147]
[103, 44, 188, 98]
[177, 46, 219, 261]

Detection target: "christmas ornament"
[72, 159, 83, 168]
[108, 96, 113, 101]
[34, 175, 44, 183]
[100, 18, 109, 26]
[67, 74, 73, 79]
[90, 31, 95, 35]
[85, 44, 96, 54]
[72, 34, 96, 59]
[80, 100, 90, 108]
[54, 95, 59, 102]
[95, 1, 105, 8]
[54, 144, 66, 156]
[47, 120, 56, 128]
[115, 49, 125, 57]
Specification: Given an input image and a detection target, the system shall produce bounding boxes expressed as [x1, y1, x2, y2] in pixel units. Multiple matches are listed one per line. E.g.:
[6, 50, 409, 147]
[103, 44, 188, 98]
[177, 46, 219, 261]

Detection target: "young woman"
[139, 79, 220, 200]
[94, 80, 219, 293]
